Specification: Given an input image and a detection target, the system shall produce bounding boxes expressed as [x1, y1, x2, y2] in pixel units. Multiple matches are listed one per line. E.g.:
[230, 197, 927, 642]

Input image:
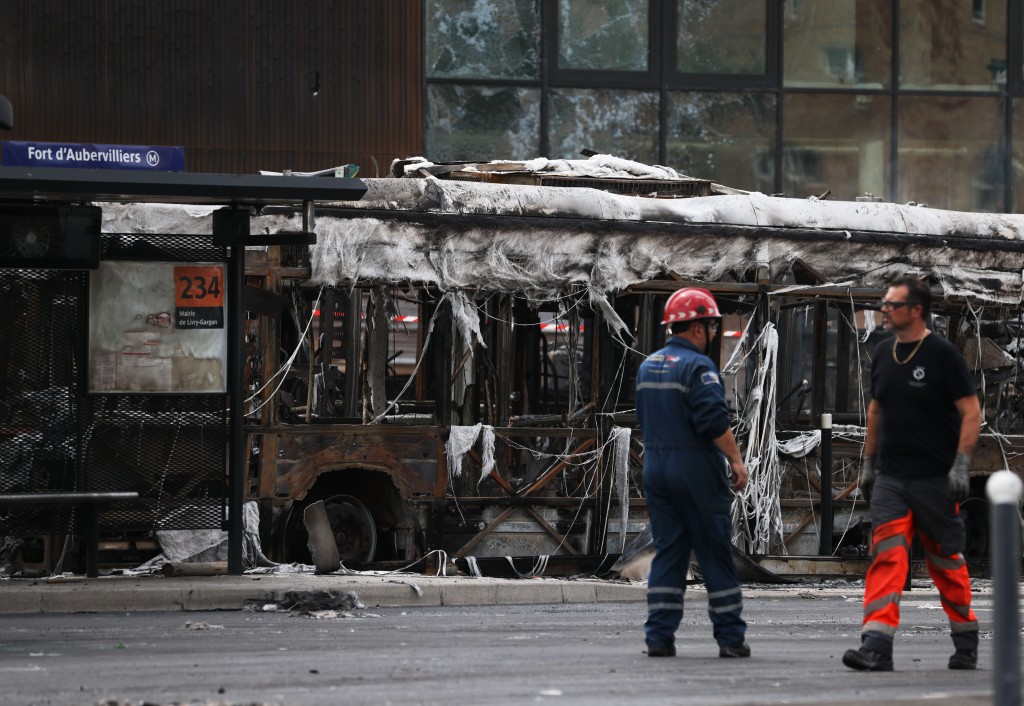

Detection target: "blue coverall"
[636, 335, 746, 651]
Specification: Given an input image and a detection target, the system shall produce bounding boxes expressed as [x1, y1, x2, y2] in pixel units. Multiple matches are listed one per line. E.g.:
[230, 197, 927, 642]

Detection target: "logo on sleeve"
[701, 371, 720, 385]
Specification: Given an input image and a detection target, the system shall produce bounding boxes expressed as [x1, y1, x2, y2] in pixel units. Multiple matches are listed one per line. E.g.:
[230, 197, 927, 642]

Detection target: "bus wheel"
[322, 494, 377, 563]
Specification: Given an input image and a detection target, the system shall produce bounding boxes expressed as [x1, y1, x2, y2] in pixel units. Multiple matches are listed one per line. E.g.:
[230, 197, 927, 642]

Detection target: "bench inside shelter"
[0, 492, 139, 577]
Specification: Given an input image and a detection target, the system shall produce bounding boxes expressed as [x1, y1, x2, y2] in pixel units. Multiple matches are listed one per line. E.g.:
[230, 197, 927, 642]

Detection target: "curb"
[0, 574, 650, 614]
[3, 574, 952, 615]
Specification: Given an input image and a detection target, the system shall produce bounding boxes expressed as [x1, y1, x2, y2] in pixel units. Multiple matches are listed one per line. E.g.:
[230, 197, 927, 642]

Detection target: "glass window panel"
[783, 93, 891, 201]
[548, 88, 659, 162]
[425, 85, 541, 162]
[783, 0, 891, 88]
[425, 0, 541, 79]
[557, 0, 648, 71]
[899, 0, 1007, 91]
[677, 0, 767, 74]
[898, 96, 1004, 212]
[666, 92, 776, 192]
[1013, 99, 1024, 212]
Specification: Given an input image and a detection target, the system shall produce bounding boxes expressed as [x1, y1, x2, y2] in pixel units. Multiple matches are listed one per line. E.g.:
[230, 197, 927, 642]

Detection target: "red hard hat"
[661, 287, 722, 325]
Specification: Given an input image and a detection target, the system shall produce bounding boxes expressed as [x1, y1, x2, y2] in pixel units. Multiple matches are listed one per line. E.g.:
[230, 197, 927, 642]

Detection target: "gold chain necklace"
[892, 333, 928, 365]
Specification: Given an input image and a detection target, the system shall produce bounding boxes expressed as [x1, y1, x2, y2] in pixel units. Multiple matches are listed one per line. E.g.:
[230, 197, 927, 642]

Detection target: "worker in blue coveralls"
[636, 287, 750, 659]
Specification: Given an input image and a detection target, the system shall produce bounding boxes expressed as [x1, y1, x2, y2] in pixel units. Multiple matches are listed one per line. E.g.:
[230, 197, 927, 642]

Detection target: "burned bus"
[3, 156, 1023, 574]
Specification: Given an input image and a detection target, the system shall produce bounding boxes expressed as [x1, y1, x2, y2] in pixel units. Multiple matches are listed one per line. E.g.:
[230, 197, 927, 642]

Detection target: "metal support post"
[214, 207, 249, 576]
[83, 504, 99, 578]
[987, 470, 1022, 706]
[818, 412, 833, 556]
[227, 238, 245, 574]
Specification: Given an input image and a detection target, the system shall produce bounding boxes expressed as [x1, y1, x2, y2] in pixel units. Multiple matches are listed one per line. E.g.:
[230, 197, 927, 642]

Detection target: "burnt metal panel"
[0, 1, 423, 176]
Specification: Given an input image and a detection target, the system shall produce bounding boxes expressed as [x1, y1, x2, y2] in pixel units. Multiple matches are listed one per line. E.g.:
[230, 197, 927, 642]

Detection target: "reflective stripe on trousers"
[919, 530, 978, 633]
[647, 585, 684, 614]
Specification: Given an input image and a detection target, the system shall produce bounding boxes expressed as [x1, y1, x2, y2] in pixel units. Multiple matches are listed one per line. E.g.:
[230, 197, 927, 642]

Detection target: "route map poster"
[88, 261, 227, 393]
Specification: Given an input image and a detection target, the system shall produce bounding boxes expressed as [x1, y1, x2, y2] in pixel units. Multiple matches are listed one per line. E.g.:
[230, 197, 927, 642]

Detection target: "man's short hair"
[890, 275, 931, 317]
[670, 319, 717, 335]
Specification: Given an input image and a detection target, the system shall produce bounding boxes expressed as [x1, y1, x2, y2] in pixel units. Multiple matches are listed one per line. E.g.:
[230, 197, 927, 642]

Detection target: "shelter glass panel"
[783, 0, 892, 88]
[899, 0, 1007, 91]
[666, 91, 776, 193]
[782, 93, 891, 201]
[898, 96, 1004, 212]
[677, 0, 767, 75]
[425, 0, 541, 80]
[557, 0, 649, 71]
[1013, 98, 1024, 211]
[426, 84, 541, 162]
[548, 88, 659, 163]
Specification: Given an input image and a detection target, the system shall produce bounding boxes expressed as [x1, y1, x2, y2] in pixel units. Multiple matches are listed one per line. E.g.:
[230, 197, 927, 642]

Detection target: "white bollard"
[986, 470, 1023, 706]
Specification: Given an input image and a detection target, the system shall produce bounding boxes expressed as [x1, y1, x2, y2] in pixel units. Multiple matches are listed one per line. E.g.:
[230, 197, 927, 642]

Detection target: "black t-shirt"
[870, 332, 976, 479]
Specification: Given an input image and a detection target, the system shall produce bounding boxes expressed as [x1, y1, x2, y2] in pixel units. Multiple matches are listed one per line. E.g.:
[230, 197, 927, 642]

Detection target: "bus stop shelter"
[0, 166, 366, 574]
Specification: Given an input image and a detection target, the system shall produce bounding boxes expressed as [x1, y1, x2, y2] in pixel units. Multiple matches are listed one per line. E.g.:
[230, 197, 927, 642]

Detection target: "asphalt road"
[0, 583, 1003, 706]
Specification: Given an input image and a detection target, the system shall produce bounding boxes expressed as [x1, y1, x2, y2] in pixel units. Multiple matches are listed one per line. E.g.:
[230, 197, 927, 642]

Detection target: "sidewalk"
[2, 568, 965, 615]
[0, 570, 651, 614]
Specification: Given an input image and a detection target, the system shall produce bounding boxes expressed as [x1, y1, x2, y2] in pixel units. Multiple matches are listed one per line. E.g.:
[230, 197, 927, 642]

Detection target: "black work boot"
[646, 642, 676, 657]
[950, 631, 979, 670]
[842, 646, 894, 671]
[719, 642, 751, 658]
[948, 647, 977, 670]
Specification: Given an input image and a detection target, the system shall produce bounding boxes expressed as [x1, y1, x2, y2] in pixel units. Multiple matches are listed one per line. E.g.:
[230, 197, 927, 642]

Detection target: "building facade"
[425, 0, 1023, 213]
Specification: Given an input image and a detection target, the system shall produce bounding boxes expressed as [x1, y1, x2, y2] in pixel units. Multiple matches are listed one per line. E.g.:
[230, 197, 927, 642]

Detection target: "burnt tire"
[321, 494, 377, 563]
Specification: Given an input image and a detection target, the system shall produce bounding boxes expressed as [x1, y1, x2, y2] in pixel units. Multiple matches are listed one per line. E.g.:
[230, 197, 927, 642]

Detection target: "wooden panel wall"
[0, 1, 423, 175]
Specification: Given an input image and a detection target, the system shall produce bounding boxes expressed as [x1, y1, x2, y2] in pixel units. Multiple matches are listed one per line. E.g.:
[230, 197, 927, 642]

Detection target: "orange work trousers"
[862, 475, 978, 643]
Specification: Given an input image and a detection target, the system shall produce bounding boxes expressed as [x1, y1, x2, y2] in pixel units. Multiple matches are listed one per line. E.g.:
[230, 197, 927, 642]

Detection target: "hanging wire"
[844, 290, 869, 427]
[442, 284, 643, 561]
[367, 291, 451, 424]
[966, 299, 987, 422]
[241, 285, 324, 417]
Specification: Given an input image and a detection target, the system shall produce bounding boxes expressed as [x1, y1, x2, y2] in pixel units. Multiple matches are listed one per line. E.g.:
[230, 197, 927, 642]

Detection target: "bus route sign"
[174, 265, 225, 329]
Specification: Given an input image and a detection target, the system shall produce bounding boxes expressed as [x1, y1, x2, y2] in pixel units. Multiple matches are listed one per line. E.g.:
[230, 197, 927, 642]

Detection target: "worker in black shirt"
[843, 276, 982, 672]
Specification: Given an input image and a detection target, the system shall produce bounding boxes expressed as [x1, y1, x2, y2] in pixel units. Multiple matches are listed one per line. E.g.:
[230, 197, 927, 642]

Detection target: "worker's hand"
[858, 456, 877, 504]
[729, 457, 748, 492]
[947, 453, 971, 502]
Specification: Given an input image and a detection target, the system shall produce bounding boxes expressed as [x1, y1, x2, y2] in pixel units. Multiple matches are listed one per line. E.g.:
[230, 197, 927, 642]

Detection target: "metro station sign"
[2, 140, 185, 171]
